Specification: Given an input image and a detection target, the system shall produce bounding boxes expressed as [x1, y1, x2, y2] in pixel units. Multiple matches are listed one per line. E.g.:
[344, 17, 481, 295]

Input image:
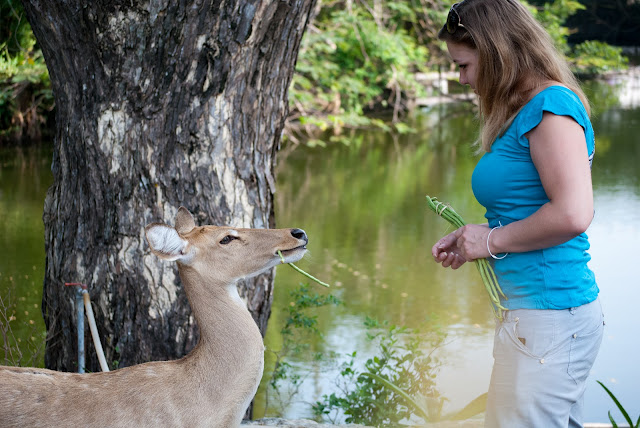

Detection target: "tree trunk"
[20, 0, 314, 381]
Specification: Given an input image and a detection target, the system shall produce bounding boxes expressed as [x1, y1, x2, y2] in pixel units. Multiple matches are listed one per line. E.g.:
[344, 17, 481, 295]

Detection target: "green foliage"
[530, 0, 585, 55]
[356, 372, 488, 423]
[0, 0, 34, 54]
[280, 283, 342, 342]
[0, 0, 53, 142]
[0, 45, 49, 84]
[0, 45, 53, 141]
[312, 316, 447, 426]
[597, 381, 640, 428]
[571, 41, 629, 76]
[287, 1, 434, 144]
[263, 283, 342, 415]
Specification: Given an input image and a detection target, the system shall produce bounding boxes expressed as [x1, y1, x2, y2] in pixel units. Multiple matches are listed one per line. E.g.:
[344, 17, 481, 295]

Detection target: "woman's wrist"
[487, 224, 509, 260]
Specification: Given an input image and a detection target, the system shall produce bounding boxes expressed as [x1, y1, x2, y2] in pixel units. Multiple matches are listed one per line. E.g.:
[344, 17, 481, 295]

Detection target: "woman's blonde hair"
[438, 0, 590, 151]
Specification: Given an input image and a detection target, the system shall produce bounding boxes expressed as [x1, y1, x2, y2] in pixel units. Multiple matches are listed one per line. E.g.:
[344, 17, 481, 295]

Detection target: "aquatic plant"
[597, 380, 640, 428]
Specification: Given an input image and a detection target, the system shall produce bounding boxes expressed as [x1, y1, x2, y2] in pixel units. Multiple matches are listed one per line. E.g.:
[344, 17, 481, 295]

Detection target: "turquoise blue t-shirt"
[471, 86, 598, 310]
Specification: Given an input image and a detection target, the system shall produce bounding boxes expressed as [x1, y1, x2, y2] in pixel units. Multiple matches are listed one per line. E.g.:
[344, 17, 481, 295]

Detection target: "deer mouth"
[277, 245, 307, 257]
[277, 245, 308, 264]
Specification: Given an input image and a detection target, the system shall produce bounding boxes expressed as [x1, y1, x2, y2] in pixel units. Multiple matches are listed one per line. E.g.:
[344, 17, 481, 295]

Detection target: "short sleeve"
[515, 87, 594, 155]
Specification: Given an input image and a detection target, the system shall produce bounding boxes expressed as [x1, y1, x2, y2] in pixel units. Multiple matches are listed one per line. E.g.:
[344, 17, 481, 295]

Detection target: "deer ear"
[145, 223, 189, 261]
[175, 206, 196, 235]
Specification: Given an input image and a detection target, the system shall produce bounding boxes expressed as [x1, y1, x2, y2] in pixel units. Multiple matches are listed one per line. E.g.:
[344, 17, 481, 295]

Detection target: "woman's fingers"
[437, 250, 466, 269]
[440, 252, 453, 267]
[451, 254, 467, 269]
[432, 231, 459, 257]
[433, 227, 471, 268]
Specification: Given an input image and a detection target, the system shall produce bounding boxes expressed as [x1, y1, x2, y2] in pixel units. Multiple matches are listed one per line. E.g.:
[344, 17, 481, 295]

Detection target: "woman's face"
[446, 42, 479, 93]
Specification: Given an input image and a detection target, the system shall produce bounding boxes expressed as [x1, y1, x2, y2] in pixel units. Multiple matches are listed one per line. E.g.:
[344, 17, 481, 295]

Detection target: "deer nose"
[291, 228, 308, 244]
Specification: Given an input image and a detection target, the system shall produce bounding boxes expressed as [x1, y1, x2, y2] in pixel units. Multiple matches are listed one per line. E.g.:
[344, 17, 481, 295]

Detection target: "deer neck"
[177, 265, 264, 376]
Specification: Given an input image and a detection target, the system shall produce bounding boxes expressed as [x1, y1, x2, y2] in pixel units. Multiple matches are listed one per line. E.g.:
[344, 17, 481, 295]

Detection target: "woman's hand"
[432, 230, 467, 269]
[454, 224, 492, 260]
[432, 224, 492, 269]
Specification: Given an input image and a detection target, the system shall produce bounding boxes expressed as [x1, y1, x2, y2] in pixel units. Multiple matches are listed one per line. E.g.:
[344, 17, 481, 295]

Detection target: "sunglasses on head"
[446, 2, 466, 34]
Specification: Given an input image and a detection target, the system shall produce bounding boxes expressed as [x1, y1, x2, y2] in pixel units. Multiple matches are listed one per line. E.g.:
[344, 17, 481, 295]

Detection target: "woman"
[431, 1, 604, 427]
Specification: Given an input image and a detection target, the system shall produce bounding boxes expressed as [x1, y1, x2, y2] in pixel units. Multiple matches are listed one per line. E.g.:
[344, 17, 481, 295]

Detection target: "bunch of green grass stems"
[426, 195, 506, 319]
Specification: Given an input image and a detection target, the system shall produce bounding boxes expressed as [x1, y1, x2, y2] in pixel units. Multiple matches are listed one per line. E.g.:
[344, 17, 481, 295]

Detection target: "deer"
[0, 207, 309, 428]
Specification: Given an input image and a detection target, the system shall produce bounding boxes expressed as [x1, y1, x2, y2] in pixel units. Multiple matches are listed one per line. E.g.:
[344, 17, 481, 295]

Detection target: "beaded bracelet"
[487, 224, 509, 260]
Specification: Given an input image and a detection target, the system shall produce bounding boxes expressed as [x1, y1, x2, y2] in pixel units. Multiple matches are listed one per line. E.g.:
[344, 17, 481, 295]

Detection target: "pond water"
[1, 75, 638, 424]
[0, 145, 51, 367]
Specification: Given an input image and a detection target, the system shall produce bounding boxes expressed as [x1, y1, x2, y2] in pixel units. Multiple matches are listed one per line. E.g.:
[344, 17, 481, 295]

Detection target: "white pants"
[485, 298, 604, 428]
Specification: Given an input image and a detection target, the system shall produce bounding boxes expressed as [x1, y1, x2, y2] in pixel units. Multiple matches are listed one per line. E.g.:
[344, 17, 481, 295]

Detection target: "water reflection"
[0, 145, 51, 366]
[604, 67, 640, 108]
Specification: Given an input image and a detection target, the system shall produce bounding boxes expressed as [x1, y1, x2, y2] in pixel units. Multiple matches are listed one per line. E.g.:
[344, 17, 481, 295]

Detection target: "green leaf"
[358, 372, 431, 422]
[597, 380, 636, 427]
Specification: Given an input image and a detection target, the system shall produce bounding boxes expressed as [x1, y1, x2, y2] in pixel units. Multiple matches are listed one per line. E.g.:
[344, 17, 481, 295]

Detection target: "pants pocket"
[568, 314, 604, 384]
[503, 312, 561, 359]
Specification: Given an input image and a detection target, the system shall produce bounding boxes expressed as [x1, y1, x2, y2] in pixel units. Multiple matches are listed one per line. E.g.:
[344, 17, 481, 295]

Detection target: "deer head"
[145, 207, 308, 283]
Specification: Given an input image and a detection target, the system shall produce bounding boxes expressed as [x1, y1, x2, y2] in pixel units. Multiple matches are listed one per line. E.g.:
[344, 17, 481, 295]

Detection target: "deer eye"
[219, 235, 237, 245]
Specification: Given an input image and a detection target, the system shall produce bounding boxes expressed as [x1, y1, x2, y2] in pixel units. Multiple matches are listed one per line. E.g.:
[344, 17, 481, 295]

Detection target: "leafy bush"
[287, 1, 434, 144]
[312, 316, 446, 425]
[572, 41, 629, 76]
[0, 0, 53, 143]
[262, 283, 342, 416]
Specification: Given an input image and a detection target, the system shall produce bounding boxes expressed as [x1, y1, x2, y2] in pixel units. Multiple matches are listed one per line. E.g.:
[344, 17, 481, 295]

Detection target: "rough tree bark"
[20, 0, 315, 381]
